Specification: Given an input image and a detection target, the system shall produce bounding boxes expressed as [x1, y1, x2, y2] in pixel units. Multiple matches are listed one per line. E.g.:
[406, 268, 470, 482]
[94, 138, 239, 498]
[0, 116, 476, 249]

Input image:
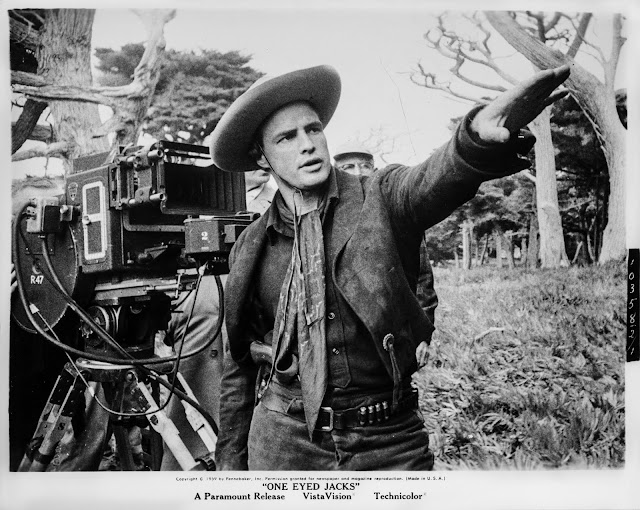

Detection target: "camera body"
[66, 140, 247, 275]
[12, 141, 255, 355]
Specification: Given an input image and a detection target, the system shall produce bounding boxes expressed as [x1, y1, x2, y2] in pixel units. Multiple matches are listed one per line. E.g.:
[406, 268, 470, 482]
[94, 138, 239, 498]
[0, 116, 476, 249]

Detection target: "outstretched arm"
[380, 65, 571, 234]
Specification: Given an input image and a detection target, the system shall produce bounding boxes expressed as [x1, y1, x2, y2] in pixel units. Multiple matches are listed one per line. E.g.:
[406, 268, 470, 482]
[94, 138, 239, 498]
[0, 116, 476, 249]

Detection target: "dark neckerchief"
[268, 169, 340, 438]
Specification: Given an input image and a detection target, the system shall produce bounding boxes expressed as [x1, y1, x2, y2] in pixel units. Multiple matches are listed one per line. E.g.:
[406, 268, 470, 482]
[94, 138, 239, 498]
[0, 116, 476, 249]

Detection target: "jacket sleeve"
[214, 339, 258, 470]
[380, 107, 535, 234]
[214, 233, 261, 470]
[416, 237, 437, 339]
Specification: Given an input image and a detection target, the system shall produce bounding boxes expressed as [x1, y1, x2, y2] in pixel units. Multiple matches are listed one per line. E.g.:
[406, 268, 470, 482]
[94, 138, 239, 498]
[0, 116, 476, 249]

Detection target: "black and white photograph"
[2, 0, 638, 508]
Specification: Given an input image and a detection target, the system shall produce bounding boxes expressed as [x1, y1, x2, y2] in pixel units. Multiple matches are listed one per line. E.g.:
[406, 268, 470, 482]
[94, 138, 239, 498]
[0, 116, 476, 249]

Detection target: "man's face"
[256, 101, 331, 191]
[335, 154, 375, 177]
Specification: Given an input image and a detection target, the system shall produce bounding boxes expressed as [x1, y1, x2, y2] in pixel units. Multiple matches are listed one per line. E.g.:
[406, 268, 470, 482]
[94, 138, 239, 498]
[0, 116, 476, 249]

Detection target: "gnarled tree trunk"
[530, 108, 569, 268]
[504, 231, 516, 269]
[462, 220, 473, 270]
[495, 228, 503, 268]
[37, 10, 109, 171]
[11, 9, 176, 165]
[479, 235, 489, 266]
[527, 213, 540, 268]
[485, 11, 626, 263]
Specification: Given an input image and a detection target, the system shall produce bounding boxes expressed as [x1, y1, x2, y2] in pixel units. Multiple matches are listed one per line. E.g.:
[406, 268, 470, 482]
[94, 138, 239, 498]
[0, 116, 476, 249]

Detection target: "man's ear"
[256, 153, 270, 170]
[249, 141, 270, 171]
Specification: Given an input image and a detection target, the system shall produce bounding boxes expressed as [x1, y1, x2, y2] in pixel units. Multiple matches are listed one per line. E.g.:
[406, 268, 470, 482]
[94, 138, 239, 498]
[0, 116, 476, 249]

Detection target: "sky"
[11, 5, 475, 178]
[92, 7, 467, 164]
[9, 2, 630, 179]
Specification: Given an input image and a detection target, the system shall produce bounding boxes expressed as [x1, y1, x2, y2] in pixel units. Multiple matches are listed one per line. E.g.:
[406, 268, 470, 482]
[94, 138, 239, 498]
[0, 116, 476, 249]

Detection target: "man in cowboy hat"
[209, 64, 570, 470]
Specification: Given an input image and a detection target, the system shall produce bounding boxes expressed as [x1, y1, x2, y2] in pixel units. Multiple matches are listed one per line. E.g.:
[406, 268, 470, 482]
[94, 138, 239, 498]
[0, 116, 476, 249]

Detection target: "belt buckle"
[319, 406, 334, 431]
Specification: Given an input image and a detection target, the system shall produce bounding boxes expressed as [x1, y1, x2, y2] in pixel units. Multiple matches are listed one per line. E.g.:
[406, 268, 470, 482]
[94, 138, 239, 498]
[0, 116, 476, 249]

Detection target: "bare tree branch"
[526, 11, 548, 41]
[604, 14, 626, 88]
[11, 99, 48, 153]
[520, 170, 537, 183]
[559, 198, 595, 213]
[12, 141, 71, 162]
[12, 10, 44, 26]
[9, 20, 40, 52]
[576, 17, 607, 63]
[460, 13, 518, 84]
[10, 12, 41, 52]
[411, 61, 487, 104]
[567, 13, 592, 58]
[12, 69, 162, 106]
[455, 43, 518, 85]
[544, 12, 563, 33]
[450, 59, 507, 92]
[17, 122, 52, 142]
[12, 81, 117, 107]
[425, 26, 459, 61]
[418, 12, 520, 100]
[11, 70, 47, 87]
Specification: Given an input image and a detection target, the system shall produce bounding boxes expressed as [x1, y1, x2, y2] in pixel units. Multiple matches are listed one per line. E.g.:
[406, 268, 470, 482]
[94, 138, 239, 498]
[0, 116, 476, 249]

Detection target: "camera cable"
[12, 205, 218, 431]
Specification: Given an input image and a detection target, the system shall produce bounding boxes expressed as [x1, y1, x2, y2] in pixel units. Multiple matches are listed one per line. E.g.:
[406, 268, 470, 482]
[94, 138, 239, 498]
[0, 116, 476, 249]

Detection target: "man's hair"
[248, 139, 262, 162]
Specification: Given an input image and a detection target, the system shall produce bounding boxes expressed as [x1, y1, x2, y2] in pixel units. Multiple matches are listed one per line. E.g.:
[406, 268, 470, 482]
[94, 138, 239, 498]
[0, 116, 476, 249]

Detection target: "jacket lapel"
[328, 169, 364, 264]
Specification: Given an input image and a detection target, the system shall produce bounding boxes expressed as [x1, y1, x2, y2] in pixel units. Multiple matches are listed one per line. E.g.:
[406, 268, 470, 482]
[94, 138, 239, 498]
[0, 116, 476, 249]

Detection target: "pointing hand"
[470, 65, 571, 143]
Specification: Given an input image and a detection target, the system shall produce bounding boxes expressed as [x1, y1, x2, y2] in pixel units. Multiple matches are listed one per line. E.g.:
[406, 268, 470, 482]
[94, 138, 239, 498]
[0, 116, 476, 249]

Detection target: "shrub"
[415, 263, 626, 469]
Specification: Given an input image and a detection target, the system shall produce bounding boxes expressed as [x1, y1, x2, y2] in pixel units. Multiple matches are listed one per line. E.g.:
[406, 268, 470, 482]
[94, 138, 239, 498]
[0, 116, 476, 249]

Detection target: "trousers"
[247, 381, 434, 471]
[160, 275, 225, 470]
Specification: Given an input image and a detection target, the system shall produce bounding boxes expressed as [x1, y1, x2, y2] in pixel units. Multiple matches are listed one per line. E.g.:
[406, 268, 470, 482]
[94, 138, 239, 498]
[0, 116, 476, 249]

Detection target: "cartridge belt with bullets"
[313, 390, 419, 431]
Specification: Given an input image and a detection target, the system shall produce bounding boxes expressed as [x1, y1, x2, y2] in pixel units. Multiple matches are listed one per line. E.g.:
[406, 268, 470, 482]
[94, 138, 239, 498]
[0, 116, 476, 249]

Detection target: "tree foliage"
[425, 173, 534, 265]
[95, 44, 263, 145]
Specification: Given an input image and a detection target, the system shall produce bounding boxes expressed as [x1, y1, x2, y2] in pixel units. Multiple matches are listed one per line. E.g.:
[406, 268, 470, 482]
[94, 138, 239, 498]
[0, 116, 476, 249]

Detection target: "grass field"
[414, 262, 626, 470]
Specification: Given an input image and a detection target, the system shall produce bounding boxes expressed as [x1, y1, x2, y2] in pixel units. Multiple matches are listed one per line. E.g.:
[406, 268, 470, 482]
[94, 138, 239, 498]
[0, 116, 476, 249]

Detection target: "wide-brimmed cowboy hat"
[209, 65, 341, 172]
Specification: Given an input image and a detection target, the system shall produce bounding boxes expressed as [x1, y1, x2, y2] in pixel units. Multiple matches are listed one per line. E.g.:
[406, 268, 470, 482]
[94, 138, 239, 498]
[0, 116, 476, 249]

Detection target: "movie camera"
[11, 141, 257, 471]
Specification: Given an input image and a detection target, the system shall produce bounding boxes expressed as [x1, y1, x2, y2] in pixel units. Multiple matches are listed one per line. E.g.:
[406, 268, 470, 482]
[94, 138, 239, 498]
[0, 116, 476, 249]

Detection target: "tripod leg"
[111, 424, 137, 471]
[132, 380, 200, 471]
[102, 380, 145, 471]
[175, 372, 217, 453]
[18, 367, 73, 470]
[147, 380, 165, 471]
[18, 363, 84, 471]
[52, 382, 111, 471]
